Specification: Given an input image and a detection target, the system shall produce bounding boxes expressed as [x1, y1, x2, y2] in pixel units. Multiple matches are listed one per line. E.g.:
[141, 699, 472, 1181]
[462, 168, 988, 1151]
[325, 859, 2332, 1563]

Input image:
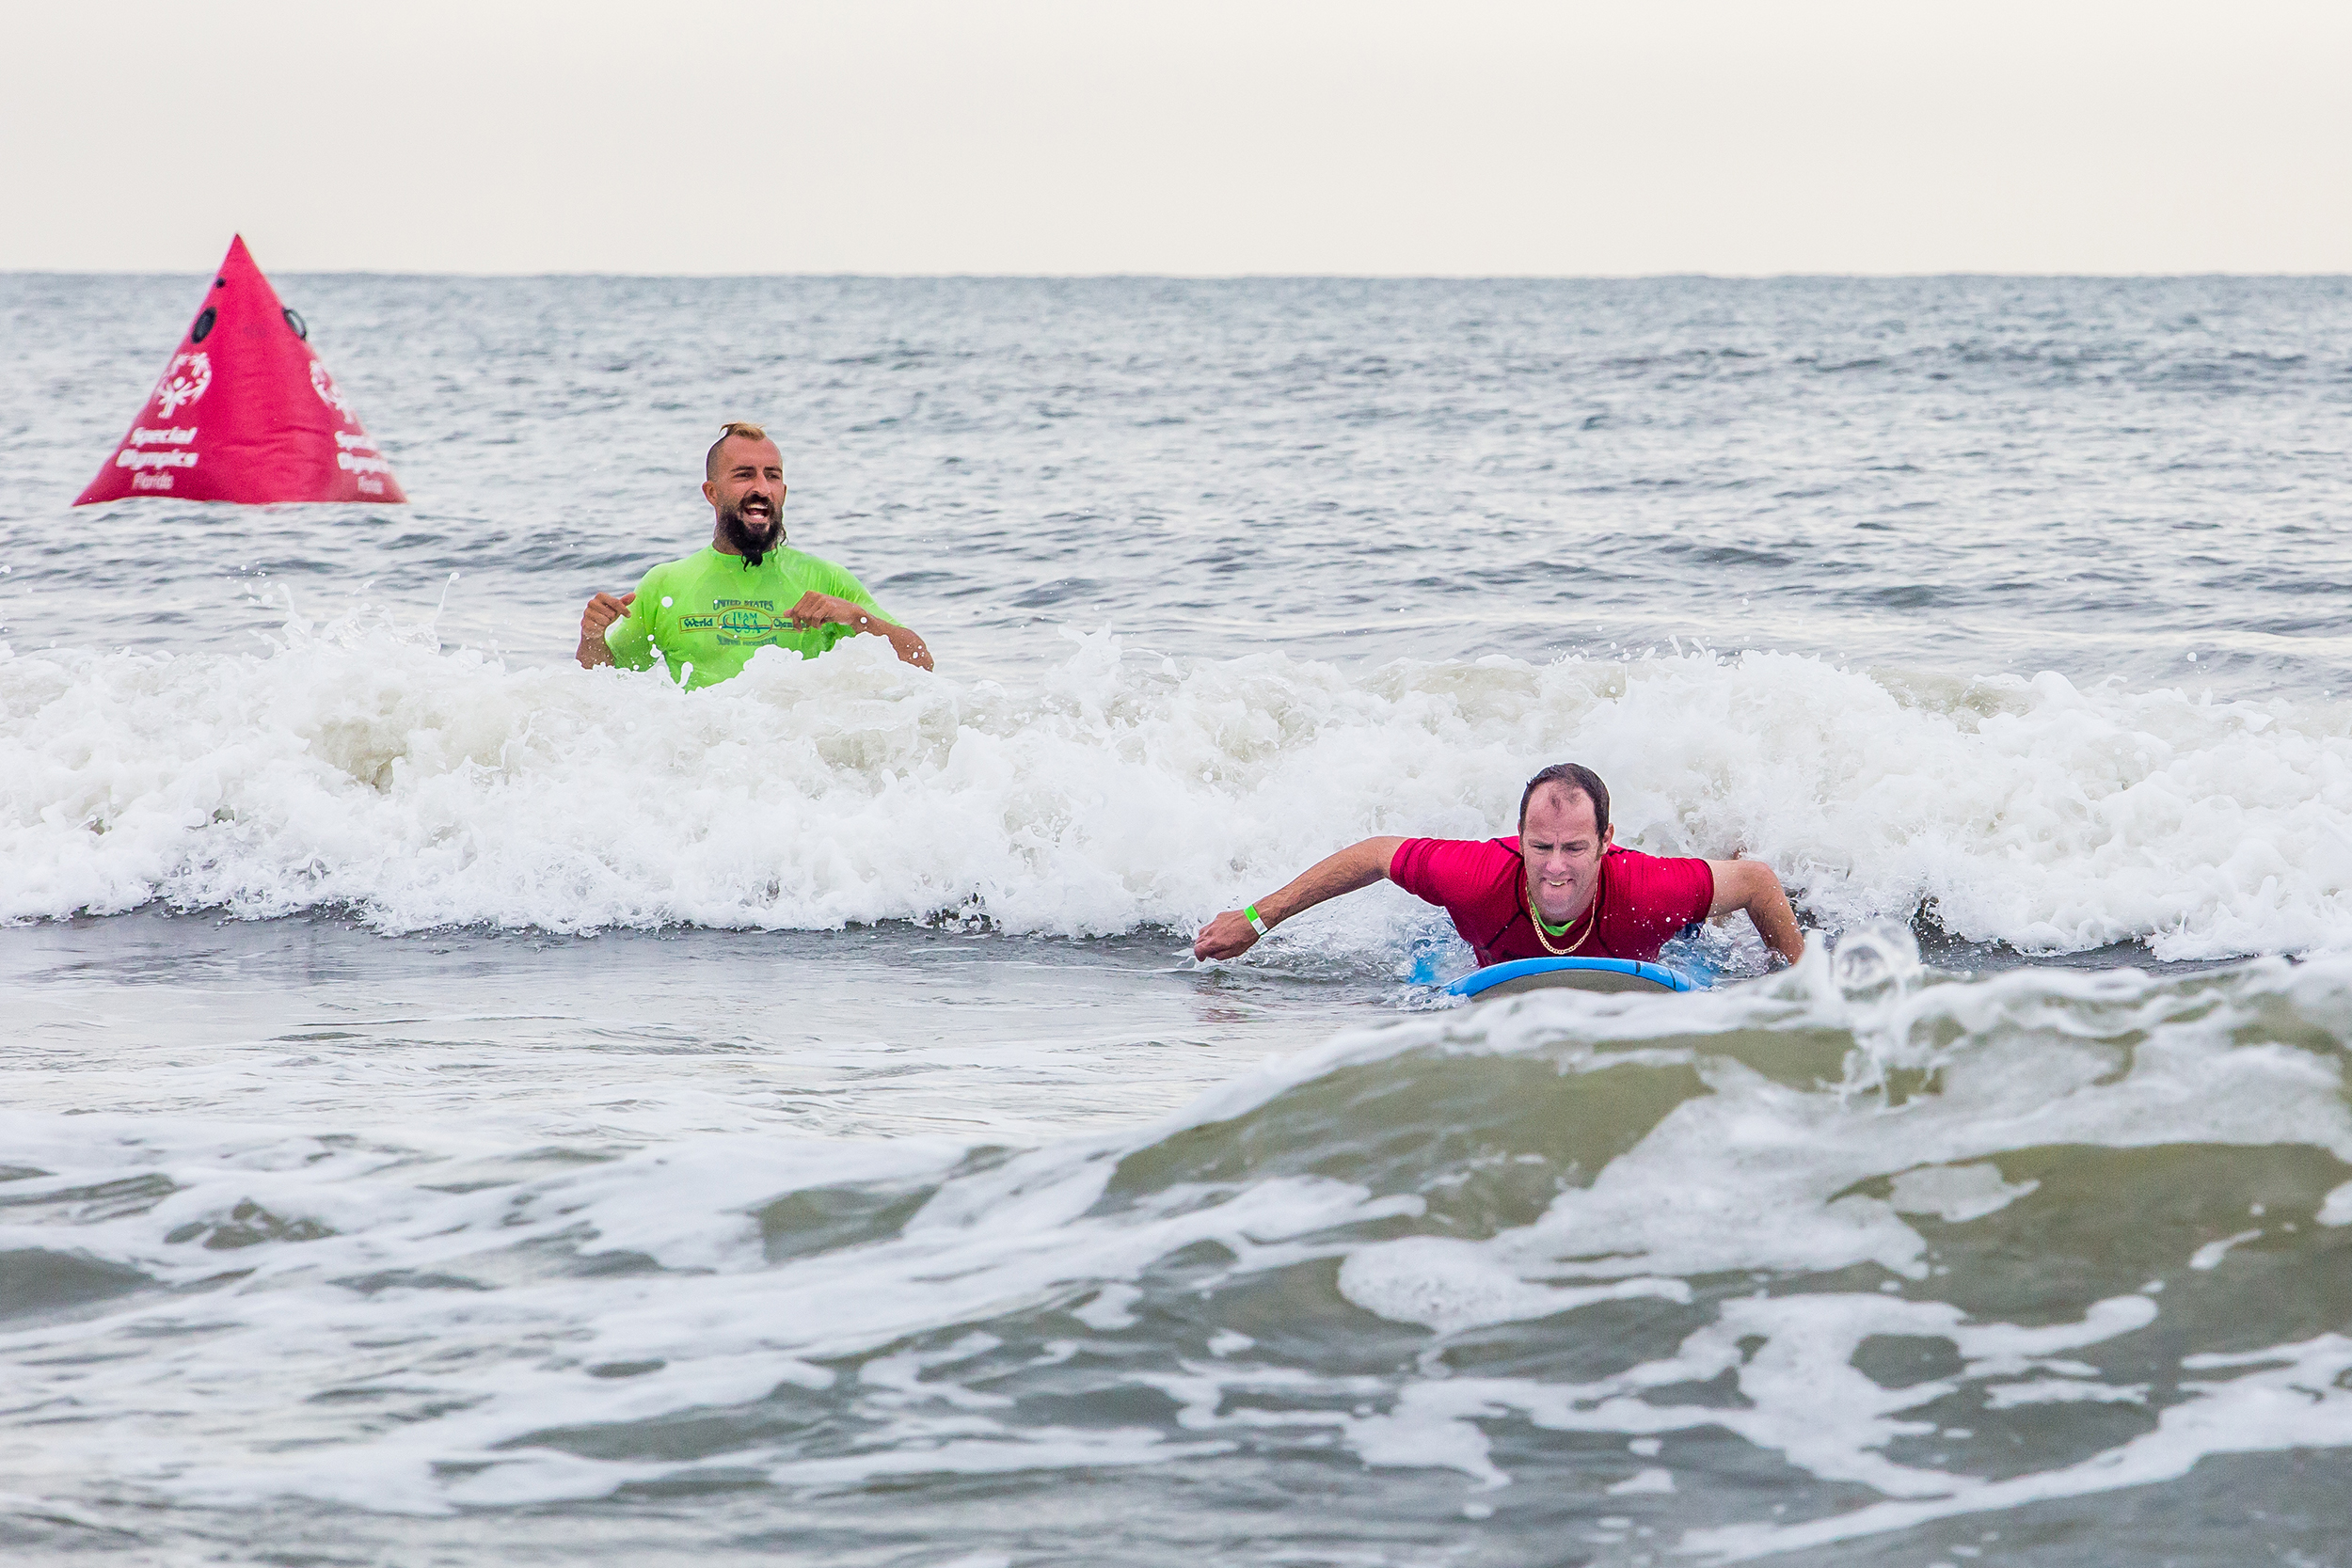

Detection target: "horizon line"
[6, 267, 2350, 284]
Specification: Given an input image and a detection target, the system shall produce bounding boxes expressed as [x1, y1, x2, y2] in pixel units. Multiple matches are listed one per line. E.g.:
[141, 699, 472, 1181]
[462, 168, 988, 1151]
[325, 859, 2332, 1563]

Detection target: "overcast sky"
[7, 0, 2347, 276]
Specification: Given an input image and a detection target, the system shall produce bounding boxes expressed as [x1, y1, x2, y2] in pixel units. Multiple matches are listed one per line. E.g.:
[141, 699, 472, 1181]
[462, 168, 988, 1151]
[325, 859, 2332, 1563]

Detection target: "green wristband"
[1244, 905, 1269, 937]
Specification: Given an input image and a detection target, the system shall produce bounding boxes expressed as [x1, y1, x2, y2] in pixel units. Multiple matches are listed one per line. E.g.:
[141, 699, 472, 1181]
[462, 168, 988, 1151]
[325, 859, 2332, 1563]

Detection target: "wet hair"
[706, 420, 774, 480]
[1518, 763, 1610, 838]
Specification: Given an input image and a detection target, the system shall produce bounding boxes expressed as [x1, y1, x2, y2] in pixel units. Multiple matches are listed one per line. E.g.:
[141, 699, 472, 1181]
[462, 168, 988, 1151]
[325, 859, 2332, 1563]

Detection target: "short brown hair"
[706, 420, 772, 480]
[1518, 763, 1610, 838]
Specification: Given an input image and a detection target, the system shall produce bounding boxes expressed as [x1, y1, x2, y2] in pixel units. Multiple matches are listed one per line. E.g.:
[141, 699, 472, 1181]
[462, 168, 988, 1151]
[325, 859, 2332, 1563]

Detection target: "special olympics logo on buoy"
[151, 352, 213, 417]
[310, 360, 358, 424]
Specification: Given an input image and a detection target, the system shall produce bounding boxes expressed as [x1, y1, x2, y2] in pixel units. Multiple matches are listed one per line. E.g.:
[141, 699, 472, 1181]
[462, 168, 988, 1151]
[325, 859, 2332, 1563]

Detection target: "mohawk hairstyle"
[706, 420, 773, 480]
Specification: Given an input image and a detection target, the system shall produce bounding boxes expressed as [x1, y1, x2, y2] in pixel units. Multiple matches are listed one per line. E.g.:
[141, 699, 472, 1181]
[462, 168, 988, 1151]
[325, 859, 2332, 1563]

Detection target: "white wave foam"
[2, 946, 2348, 1533]
[6, 610, 2352, 957]
[1686, 1331, 2352, 1561]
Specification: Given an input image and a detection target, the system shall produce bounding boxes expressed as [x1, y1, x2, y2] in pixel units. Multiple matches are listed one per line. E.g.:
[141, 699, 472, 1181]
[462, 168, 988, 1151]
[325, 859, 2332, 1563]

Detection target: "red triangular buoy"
[74, 236, 406, 506]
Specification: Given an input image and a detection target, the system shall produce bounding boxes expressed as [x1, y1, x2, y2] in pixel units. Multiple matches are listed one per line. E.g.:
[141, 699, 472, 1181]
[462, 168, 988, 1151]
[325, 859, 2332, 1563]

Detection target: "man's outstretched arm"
[578, 591, 634, 669]
[1706, 859, 1805, 965]
[789, 591, 933, 671]
[1194, 836, 1406, 960]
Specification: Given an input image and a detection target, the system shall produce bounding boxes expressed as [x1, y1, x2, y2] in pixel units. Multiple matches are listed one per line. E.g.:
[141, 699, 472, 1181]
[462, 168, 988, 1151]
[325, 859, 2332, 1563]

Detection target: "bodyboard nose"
[1446, 957, 1703, 999]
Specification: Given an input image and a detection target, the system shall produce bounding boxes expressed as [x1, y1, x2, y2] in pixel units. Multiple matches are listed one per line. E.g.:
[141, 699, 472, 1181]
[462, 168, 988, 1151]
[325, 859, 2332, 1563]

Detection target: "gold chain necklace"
[1525, 873, 1597, 955]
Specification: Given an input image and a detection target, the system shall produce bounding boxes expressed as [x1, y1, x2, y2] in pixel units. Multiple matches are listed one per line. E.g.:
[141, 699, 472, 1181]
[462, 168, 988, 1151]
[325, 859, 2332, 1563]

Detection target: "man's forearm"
[1740, 872, 1804, 964]
[1195, 836, 1405, 960]
[1255, 838, 1403, 927]
[875, 619, 933, 670]
[1708, 859, 1804, 965]
[577, 636, 614, 670]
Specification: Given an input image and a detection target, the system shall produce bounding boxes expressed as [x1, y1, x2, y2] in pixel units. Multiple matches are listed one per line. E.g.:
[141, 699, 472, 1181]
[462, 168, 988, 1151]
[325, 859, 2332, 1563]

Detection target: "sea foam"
[4, 608, 2348, 958]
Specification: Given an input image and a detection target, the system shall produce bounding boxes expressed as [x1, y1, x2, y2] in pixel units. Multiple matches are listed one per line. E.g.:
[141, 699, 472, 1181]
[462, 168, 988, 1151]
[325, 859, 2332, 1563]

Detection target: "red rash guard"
[1389, 838, 1715, 967]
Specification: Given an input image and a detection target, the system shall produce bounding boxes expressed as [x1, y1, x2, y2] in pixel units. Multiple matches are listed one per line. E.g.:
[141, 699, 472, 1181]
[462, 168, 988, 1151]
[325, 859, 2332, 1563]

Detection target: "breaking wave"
[5, 602, 2350, 959]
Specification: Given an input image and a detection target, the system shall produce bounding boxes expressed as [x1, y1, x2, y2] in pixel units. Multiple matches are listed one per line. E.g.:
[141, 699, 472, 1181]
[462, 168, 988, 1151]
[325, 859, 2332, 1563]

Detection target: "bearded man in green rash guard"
[575, 421, 933, 688]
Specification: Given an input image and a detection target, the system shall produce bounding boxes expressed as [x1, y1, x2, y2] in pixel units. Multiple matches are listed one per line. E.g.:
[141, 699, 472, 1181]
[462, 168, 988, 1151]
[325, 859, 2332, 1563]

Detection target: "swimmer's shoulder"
[771, 543, 843, 573]
[772, 544, 872, 594]
[631, 547, 721, 595]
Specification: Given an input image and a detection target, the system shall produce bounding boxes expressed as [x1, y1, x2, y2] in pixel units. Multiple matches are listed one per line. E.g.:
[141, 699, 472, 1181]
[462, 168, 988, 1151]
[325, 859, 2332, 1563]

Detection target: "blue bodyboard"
[1447, 956, 1706, 1000]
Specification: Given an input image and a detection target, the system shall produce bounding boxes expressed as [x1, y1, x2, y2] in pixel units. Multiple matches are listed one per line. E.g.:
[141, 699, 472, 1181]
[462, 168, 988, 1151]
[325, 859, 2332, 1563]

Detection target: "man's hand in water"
[788, 591, 935, 671]
[577, 591, 635, 669]
[1192, 910, 1263, 961]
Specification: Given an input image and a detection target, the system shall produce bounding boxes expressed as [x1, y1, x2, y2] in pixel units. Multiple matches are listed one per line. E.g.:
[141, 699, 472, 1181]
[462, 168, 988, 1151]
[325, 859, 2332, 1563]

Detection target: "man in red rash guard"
[1193, 763, 1805, 969]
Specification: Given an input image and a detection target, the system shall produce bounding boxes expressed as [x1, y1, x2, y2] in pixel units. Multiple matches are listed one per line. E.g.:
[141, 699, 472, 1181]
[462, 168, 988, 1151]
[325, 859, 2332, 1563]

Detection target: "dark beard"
[718, 502, 782, 567]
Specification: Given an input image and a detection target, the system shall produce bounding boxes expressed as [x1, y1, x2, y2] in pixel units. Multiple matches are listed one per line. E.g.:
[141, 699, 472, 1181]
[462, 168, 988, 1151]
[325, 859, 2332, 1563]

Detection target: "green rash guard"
[601, 545, 890, 690]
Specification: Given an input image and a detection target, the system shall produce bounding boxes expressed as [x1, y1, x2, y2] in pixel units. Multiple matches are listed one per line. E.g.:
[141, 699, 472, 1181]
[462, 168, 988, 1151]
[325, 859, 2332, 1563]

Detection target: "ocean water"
[3, 274, 2350, 1564]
